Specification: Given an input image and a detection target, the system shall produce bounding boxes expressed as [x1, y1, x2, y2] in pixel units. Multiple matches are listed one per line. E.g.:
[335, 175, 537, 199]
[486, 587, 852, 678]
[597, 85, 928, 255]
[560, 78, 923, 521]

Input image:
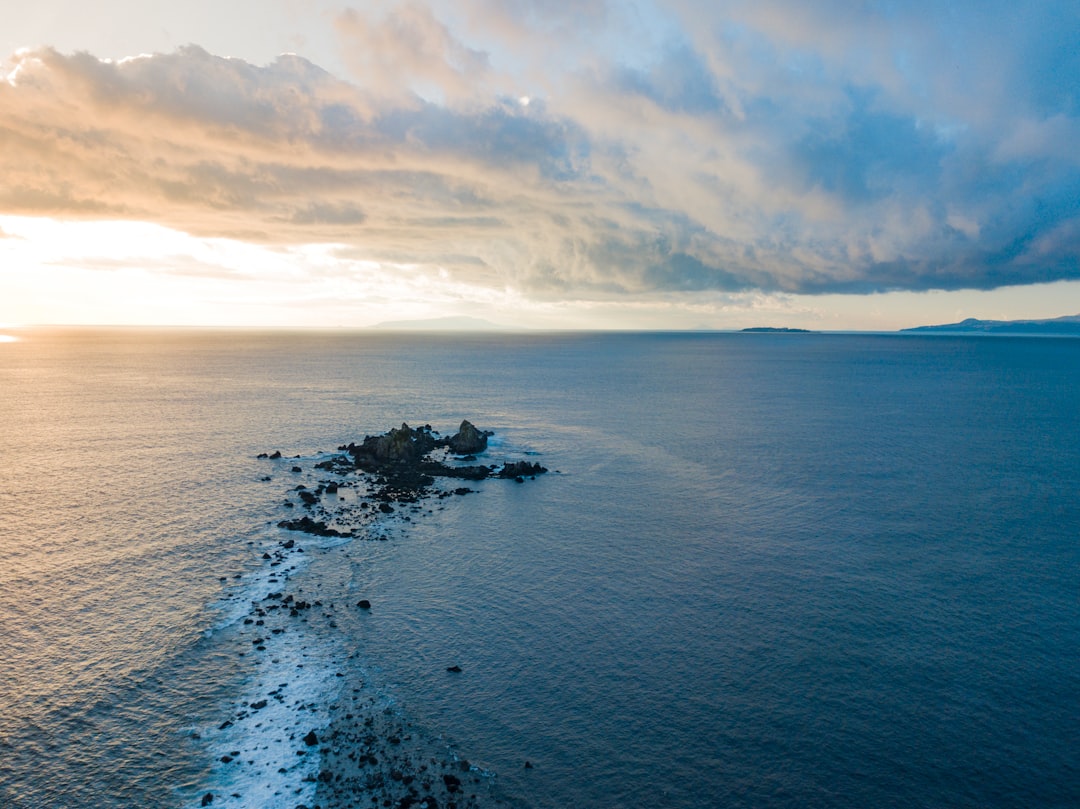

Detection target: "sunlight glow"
[2, 212, 1079, 331]
[4, 49, 41, 86]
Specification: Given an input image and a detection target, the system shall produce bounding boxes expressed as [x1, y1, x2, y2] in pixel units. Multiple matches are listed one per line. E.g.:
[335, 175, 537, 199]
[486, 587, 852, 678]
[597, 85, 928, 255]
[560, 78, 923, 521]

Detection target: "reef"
[193, 421, 549, 808]
[271, 420, 547, 538]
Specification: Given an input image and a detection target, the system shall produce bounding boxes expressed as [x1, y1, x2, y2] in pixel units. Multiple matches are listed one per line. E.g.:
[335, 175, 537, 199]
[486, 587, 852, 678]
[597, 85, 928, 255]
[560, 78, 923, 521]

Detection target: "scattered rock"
[247, 420, 551, 806]
[201, 794, 214, 807]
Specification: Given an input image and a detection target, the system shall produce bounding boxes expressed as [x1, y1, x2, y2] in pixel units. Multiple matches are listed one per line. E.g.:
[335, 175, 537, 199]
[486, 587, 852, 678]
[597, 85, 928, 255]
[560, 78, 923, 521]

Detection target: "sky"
[2, 0, 1079, 330]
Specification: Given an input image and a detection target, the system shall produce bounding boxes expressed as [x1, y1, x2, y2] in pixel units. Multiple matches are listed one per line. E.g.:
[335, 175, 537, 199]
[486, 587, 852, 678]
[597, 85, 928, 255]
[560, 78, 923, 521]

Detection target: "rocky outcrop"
[281, 420, 547, 538]
[445, 420, 491, 455]
[345, 423, 438, 467]
[497, 460, 547, 479]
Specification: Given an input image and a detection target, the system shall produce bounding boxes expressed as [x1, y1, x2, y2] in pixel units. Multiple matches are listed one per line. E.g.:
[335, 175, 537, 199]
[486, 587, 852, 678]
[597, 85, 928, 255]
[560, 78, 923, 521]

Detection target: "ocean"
[0, 329, 1077, 808]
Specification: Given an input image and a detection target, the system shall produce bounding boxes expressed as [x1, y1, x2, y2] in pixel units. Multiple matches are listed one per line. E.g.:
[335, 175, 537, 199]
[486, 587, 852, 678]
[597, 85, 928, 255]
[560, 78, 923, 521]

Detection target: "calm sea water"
[1, 329, 1077, 808]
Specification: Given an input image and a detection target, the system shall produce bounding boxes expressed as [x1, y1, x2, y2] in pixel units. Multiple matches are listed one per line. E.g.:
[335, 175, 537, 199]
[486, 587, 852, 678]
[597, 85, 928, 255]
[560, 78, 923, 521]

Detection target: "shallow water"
[1, 329, 1078, 808]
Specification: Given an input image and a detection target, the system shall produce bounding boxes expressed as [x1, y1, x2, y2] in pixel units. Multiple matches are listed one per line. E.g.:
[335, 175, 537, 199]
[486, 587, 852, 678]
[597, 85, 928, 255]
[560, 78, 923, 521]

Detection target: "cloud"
[2, 0, 1080, 299]
[335, 4, 493, 103]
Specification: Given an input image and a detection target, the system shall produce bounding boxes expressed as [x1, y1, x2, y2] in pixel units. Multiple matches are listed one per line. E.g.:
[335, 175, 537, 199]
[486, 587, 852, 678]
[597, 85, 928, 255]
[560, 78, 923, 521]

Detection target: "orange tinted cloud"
[3, 0, 1080, 302]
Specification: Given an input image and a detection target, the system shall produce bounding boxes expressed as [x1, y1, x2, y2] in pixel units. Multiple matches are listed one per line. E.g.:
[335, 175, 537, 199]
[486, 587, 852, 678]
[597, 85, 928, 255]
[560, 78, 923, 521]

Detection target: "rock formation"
[275, 421, 547, 537]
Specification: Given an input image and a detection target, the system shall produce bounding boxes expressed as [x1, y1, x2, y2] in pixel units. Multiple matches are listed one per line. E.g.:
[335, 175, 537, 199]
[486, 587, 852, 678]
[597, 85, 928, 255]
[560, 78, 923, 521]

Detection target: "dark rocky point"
[446, 419, 492, 455]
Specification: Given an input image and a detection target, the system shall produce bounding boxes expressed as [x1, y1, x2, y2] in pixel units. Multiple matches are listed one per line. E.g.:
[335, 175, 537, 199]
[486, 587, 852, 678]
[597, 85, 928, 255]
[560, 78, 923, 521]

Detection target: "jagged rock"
[303, 729, 319, 746]
[498, 461, 548, 479]
[446, 420, 492, 455]
[347, 423, 438, 466]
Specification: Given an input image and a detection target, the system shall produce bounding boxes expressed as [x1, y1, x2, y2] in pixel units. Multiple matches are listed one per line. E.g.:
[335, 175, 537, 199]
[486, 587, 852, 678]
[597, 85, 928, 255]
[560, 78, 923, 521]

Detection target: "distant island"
[367, 316, 518, 331]
[901, 315, 1080, 335]
[740, 326, 813, 333]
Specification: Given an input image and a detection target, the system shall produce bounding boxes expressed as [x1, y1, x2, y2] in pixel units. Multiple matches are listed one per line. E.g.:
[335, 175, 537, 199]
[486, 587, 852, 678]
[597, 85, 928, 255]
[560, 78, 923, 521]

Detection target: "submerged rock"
[277, 516, 348, 537]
